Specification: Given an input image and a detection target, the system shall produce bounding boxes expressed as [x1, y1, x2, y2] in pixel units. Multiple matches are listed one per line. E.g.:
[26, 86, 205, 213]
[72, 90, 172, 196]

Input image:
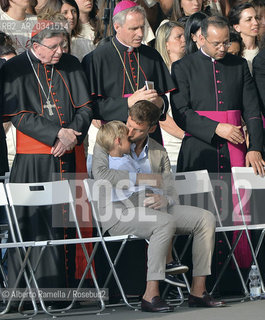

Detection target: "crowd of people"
[0, 0, 265, 314]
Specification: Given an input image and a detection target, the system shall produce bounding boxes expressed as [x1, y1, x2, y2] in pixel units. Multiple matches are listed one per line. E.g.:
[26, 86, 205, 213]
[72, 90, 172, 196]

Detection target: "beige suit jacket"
[92, 137, 178, 231]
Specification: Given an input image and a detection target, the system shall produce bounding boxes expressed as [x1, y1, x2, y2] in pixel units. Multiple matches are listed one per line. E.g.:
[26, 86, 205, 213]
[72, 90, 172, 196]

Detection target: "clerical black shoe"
[166, 261, 189, 274]
[164, 274, 187, 288]
[188, 292, 226, 308]
[141, 296, 174, 313]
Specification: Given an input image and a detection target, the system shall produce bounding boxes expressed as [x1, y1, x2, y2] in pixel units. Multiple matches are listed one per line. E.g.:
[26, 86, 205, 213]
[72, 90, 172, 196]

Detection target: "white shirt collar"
[200, 47, 215, 62]
[116, 36, 134, 52]
[131, 136, 149, 158]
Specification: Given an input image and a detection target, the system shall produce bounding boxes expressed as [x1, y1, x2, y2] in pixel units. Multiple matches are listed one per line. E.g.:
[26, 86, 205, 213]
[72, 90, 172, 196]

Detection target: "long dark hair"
[88, 0, 99, 31]
[228, 3, 258, 50]
[0, 31, 16, 56]
[0, 0, 10, 12]
[229, 29, 243, 56]
[228, 2, 255, 26]
[38, 0, 82, 37]
[61, 0, 81, 36]
[185, 11, 208, 55]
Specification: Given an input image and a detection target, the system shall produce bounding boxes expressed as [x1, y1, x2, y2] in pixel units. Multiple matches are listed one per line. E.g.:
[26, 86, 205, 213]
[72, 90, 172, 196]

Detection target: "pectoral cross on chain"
[44, 99, 56, 116]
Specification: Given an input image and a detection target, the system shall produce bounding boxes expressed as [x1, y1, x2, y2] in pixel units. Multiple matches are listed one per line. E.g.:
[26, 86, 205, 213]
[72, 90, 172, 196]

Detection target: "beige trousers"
[108, 191, 216, 281]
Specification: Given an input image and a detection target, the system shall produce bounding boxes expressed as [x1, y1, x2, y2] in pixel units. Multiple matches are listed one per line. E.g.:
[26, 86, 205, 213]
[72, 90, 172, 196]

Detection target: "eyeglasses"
[205, 38, 231, 49]
[38, 40, 68, 51]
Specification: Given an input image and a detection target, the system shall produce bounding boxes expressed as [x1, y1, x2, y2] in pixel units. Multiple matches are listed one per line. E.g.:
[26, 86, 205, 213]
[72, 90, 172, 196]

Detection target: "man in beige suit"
[92, 101, 224, 312]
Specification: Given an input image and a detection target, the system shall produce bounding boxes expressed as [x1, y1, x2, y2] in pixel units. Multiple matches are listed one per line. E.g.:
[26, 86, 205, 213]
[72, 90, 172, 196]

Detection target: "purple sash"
[186, 110, 251, 268]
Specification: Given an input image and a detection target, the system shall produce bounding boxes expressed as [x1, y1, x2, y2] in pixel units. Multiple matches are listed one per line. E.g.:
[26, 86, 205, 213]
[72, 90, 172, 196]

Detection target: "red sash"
[16, 130, 94, 278]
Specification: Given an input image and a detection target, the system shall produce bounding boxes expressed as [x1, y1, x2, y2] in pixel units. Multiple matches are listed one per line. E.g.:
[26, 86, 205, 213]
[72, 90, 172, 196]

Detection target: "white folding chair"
[0, 172, 10, 184]
[83, 178, 149, 310]
[171, 170, 249, 299]
[5, 180, 105, 316]
[232, 167, 265, 294]
[0, 173, 10, 292]
[0, 183, 39, 316]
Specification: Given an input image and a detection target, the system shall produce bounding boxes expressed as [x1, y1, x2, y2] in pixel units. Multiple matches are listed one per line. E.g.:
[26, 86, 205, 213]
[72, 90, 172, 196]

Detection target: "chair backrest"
[173, 170, 213, 196]
[0, 183, 8, 206]
[83, 178, 113, 237]
[6, 180, 74, 206]
[0, 172, 10, 184]
[232, 167, 265, 190]
[173, 170, 227, 228]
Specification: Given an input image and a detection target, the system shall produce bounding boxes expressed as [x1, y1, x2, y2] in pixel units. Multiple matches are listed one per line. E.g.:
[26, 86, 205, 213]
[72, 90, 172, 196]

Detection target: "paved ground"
[1, 297, 265, 320]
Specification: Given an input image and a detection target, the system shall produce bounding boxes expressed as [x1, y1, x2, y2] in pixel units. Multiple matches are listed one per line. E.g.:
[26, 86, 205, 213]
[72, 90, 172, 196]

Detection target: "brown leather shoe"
[141, 296, 174, 312]
[188, 292, 226, 308]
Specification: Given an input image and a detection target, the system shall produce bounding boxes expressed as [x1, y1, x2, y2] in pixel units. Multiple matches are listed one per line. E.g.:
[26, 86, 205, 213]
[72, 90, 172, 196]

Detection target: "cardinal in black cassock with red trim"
[0, 20, 93, 295]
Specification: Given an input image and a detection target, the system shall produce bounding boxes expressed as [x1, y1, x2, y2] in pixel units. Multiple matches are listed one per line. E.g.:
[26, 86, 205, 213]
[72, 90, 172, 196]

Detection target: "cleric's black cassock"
[1, 50, 93, 289]
[171, 49, 264, 285]
[170, 50, 263, 173]
[0, 58, 8, 178]
[82, 36, 176, 144]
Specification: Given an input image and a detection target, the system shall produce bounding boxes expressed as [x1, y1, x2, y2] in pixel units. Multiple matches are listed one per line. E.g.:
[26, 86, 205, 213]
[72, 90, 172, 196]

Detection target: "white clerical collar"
[30, 48, 42, 61]
[116, 36, 134, 52]
[200, 48, 215, 62]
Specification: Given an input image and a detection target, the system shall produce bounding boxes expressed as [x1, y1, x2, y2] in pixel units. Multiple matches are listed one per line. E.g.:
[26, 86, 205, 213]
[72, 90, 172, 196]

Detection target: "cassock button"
[133, 75, 137, 79]
[221, 154, 224, 158]
[48, 78, 51, 81]
[220, 176, 223, 179]
[52, 92, 56, 95]
[220, 165, 224, 169]
[217, 80, 221, 83]
[132, 67, 135, 71]
[216, 70, 220, 73]
[130, 60, 133, 63]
